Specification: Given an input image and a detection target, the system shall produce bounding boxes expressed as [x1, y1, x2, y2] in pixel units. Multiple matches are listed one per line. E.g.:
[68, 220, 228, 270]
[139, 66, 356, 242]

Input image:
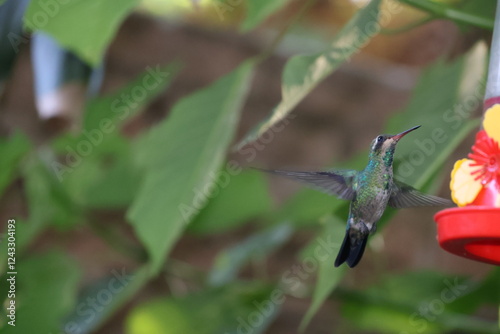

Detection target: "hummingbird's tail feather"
[334, 231, 351, 267]
[334, 229, 368, 268]
[346, 235, 368, 268]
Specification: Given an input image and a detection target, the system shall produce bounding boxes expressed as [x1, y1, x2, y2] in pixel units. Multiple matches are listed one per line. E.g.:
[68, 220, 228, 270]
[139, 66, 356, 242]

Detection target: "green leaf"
[188, 169, 271, 235]
[339, 271, 497, 334]
[23, 152, 80, 229]
[235, 0, 382, 150]
[126, 282, 278, 334]
[49, 63, 179, 204]
[0, 132, 30, 197]
[0, 251, 80, 334]
[448, 268, 500, 313]
[241, 0, 290, 31]
[208, 223, 293, 287]
[127, 60, 255, 273]
[62, 265, 151, 334]
[83, 147, 141, 208]
[24, 0, 138, 65]
[299, 215, 346, 331]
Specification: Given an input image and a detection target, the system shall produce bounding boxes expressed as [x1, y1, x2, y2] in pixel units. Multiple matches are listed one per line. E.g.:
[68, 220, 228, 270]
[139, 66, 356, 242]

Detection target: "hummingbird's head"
[369, 125, 421, 165]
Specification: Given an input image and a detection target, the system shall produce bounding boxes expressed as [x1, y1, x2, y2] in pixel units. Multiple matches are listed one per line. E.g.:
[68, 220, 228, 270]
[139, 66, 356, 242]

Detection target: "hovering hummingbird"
[259, 125, 452, 268]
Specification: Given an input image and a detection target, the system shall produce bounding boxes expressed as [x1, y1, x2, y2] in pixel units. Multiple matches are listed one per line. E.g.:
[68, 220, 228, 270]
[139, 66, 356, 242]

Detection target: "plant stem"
[397, 0, 493, 30]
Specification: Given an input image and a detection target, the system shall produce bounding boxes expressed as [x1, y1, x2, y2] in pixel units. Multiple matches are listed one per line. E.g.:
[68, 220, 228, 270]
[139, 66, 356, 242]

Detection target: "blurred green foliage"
[1, 0, 499, 333]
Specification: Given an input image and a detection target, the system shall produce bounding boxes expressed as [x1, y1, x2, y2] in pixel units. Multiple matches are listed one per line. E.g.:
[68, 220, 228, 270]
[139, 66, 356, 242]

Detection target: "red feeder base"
[434, 207, 500, 266]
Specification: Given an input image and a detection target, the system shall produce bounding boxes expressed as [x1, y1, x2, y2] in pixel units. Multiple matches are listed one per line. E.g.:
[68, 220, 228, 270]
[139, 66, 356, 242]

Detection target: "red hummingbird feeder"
[434, 0, 500, 265]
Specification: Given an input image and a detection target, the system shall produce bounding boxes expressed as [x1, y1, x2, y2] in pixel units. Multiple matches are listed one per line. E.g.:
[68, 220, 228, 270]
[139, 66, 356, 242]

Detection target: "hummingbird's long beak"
[391, 125, 421, 142]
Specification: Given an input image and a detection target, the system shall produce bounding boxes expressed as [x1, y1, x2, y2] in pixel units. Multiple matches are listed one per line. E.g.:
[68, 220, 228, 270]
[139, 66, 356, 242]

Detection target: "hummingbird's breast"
[350, 169, 392, 231]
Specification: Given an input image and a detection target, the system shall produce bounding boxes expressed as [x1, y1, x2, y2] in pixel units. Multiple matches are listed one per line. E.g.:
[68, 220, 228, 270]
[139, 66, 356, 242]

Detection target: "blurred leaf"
[127, 60, 255, 273]
[24, 0, 138, 65]
[241, 0, 290, 31]
[23, 152, 80, 229]
[72, 134, 140, 208]
[126, 282, 278, 334]
[208, 223, 293, 287]
[448, 268, 500, 314]
[0, 132, 30, 197]
[49, 63, 179, 205]
[83, 150, 141, 208]
[51, 131, 132, 205]
[62, 265, 151, 334]
[339, 271, 497, 334]
[235, 0, 381, 150]
[398, 0, 494, 30]
[83, 62, 181, 131]
[188, 169, 272, 235]
[0, 251, 80, 334]
[299, 215, 346, 331]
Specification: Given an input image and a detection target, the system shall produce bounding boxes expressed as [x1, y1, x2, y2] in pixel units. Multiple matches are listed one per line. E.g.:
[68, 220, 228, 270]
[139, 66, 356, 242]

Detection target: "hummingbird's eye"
[377, 136, 384, 142]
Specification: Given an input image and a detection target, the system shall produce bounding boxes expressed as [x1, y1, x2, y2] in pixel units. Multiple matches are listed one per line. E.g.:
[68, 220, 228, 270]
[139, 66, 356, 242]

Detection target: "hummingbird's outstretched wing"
[388, 180, 454, 208]
[256, 169, 357, 200]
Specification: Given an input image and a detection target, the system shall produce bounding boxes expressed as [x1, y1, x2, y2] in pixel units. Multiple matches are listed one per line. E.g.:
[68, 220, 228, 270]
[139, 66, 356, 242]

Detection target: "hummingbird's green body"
[260, 126, 452, 267]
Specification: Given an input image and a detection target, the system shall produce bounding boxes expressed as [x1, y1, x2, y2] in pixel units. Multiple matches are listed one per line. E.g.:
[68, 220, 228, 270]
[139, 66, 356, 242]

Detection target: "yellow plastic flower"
[450, 159, 483, 206]
[484, 104, 500, 143]
[450, 105, 500, 207]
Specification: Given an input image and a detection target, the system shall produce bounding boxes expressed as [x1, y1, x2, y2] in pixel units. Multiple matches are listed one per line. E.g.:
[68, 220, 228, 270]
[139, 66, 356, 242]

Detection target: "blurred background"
[0, 0, 499, 333]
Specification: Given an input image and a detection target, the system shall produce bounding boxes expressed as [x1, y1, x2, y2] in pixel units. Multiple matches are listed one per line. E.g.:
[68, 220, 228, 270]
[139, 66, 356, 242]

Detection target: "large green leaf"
[188, 169, 271, 235]
[24, 0, 138, 65]
[241, 0, 291, 32]
[49, 63, 178, 204]
[339, 271, 497, 334]
[0, 251, 80, 334]
[0, 132, 30, 197]
[235, 0, 382, 150]
[127, 61, 255, 273]
[23, 153, 80, 229]
[83, 144, 141, 208]
[126, 282, 278, 334]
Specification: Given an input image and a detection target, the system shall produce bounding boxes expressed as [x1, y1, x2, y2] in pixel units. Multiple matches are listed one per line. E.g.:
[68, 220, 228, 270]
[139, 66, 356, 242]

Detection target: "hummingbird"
[259, 125, 452, 268]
